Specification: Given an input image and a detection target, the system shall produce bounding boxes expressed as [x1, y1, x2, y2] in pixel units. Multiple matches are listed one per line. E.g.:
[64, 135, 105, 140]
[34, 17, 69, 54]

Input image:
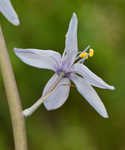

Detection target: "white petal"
[65, 12, 78, 53]
[72, 63, 115, 90]
[0, 0, 20, 26]
[71, 74, 109, 118]
[62, 13, 78, 65]
[43, 73, 70, 110]
[62, 13, 78, 70]
[14, 48, 62, 71]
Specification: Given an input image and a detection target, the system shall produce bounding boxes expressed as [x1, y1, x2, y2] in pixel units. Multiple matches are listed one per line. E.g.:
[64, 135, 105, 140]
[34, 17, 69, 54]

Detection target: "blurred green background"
[0, 0, 125, 149]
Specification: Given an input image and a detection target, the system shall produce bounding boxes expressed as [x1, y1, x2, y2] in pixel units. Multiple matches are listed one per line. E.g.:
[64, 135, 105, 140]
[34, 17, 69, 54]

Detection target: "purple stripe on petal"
[65, 12, 78, 53]
[71, 74, 109, 118]
[14, 48, 62, 72]
[62, 13, 78, 67]
[72, 63, 115, 90]
[43, 73, 70, 110]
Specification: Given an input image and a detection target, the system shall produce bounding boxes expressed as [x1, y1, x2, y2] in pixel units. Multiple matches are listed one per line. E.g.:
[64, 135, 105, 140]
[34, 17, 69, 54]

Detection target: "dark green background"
[0, 0, 124, 149]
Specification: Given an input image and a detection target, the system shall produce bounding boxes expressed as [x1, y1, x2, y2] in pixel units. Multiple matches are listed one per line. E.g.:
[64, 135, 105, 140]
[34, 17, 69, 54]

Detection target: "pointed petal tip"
[71, 74, 110, 119]
[98, 107, 109, 118]
[102, 111, 109, 118]
[73, 12, 77, 16]
[108, 85, 115, 90]
[14, 48, 21, 58]
[72, 12, 77, 19]
[14, 48, 18, 53]
[111, 86, 115, 90]
[14, 48, 24, 56]
[12, 18, 20, 26]
[14, 48, 22, 52]
[99, 105, 109, 118]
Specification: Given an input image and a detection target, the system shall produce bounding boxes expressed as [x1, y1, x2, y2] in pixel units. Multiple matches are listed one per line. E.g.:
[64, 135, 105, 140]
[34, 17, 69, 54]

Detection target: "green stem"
[0, 25, 28, 150]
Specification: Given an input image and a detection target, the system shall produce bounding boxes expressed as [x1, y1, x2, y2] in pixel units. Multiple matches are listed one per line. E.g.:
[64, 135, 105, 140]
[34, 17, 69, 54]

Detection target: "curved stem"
[0, 26, 28, 150]
[23, 72, 65, 117]
[23, 85, 57, 117]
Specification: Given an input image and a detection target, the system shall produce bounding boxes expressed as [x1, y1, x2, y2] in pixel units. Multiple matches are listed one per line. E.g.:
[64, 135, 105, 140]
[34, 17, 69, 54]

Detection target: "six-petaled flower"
[14, 13, 115, 118]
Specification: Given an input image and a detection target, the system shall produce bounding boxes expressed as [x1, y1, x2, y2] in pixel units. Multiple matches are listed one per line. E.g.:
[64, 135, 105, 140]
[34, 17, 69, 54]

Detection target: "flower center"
[56, 46, 94, 77]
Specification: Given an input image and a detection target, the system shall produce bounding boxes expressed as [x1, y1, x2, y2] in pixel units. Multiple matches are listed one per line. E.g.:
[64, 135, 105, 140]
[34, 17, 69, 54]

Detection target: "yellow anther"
[89, 49, 94, 57]
[79, 52, 88, 58]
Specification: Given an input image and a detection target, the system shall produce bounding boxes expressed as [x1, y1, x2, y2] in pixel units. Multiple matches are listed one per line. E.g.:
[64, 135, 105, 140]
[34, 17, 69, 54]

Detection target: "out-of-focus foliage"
[0, 0, 125, 149]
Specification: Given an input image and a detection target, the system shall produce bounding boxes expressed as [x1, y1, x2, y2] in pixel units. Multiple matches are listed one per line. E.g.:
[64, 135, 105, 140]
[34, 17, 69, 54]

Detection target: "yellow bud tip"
[79, 52, 88, 58]
[89, 48, 94, 57]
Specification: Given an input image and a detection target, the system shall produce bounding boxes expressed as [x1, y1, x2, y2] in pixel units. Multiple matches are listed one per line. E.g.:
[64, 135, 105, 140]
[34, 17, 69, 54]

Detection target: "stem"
[0, 26, 28, 150]
[23, 72, 65, 117]
[23, 85, 57, 117]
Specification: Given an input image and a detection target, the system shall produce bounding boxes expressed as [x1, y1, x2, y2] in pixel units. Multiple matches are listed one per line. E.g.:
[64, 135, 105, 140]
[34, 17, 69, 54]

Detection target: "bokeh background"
[0, 0, 125, 149]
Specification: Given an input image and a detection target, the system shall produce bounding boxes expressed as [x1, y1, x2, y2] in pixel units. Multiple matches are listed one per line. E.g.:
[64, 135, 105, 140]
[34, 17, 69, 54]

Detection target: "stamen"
[76, 45, 94, 64]
[79, 52, 88, 59]
[82, 45, 90, 53]
[79, 48, 94, 60]
[89, 48, 94, 57]
[78, 53, 89, 63]
[75, 45, 90, 61]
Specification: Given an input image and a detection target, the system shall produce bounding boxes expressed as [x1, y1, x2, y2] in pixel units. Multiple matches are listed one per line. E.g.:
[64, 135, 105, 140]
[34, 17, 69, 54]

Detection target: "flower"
[14, 13, 115, 118]
[0, 0, 20, 25]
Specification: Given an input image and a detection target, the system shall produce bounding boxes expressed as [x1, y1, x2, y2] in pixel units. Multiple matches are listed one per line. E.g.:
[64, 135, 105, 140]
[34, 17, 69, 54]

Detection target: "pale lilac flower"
[0, 0, 20, 25]
[14, 13, 115, 118]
